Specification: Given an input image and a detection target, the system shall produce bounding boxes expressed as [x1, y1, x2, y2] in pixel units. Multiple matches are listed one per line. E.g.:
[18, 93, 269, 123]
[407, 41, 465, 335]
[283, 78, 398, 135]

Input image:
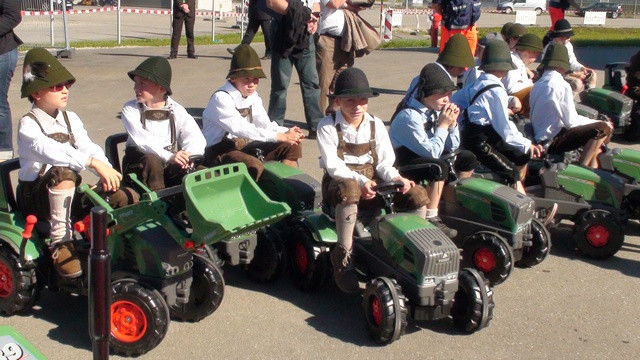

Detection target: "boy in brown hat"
[452, 40, 544, 194]
[121, 56, 206, 191]
[502, 33, 544, 117]
[390, 63, 479, 239]
[18, 48, 122, 279]
[202, 45, 304, 181]
[317, 67, 429, 293]
[530, 42, 612, 168]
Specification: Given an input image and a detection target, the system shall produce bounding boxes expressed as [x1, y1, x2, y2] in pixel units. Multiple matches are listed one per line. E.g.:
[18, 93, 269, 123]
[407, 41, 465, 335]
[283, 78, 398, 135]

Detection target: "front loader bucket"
[183, 163, 290, 245]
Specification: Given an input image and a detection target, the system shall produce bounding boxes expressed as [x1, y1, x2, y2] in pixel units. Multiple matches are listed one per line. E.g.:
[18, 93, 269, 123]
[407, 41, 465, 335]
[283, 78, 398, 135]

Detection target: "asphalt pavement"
[3, 8, 640, 360]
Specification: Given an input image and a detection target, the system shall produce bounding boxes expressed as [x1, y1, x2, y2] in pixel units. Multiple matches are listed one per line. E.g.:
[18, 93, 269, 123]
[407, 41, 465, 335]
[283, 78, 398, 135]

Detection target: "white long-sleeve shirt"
[202, 81, 288, 146]
[121, 97, 206, 163]
[503, 51, 533, 94]
[530, 70, 598, 143]
[451, 72, 532, 154]
[17, 107, 112, 182]
[317, 111, 400, 186]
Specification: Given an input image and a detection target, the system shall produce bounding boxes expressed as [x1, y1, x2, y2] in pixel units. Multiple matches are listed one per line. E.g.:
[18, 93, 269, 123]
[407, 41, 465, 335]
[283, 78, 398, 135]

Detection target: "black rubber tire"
[462, 232, 514, 286]
[516, 218, 552, 268]
[535, 8, 542, 15]
[246, 226, 286, 283]
[611, 12, 619, 19]
[110, 281, 170, 357]
[451, 268, 494, 333]
[170, 253, 224, 322]
[196, 244, 224, 274]
[504, 7, 513, 14]
[573, 209, 624, 259]
[0, 245, 39, 315]
[287, 222, 329, 291]
[362, 277, 408, 345]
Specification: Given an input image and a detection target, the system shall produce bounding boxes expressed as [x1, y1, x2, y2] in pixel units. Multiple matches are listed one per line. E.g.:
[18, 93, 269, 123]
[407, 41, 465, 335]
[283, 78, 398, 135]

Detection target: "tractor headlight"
[423, 277, 436, 286]
[447, 273, 457, 281]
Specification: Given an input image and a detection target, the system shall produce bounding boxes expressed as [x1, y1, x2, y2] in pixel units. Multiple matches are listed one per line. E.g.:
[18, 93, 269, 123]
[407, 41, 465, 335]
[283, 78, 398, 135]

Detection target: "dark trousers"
[170, 12, 195, 56]
[242, 18, 271, 55]
[122, 147, 187, 191]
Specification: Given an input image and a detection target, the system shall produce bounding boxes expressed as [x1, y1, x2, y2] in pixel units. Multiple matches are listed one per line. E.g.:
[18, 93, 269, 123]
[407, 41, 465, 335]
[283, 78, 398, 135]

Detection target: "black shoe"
[226, 47, 236, 55]
[429, 216, 458, 239]
[261, 53, 271, 60]
[307, 129, 317, 140]
[167, 54, 177, 59]
[188, 54, 198, 59]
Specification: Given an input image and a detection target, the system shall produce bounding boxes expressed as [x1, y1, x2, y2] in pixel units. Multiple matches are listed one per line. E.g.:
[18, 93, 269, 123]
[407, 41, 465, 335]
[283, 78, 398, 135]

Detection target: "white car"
[497, 0, 547, 15]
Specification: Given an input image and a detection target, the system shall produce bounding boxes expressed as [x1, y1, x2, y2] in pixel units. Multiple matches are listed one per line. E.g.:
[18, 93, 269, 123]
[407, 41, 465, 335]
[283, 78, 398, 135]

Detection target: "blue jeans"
[268, 37, 323, 131]
[0, 48, 17, 154]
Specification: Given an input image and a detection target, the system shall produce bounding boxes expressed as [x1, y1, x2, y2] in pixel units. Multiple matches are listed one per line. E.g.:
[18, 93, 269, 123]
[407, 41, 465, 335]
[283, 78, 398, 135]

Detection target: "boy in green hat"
[317, 67, 429, 293]
[121, 56, 206, 191]
[452, 40, 544, 195]
[390, 63, 479, 239]
[202, 45, 304, 181]
[17, 48, 122, 279]
[503, 33, 544, 117]
[530, 42, 612, 168]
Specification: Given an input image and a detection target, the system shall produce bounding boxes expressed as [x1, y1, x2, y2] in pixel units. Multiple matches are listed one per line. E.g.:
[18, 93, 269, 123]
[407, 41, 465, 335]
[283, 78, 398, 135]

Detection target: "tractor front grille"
[405, 228, 459, 278]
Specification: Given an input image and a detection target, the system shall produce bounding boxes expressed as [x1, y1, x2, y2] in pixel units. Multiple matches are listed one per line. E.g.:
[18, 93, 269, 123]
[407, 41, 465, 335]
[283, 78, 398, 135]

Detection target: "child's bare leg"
[580, 139, 601, 168]
[282, 159, 298, 168]
[426, 180, 444, 211]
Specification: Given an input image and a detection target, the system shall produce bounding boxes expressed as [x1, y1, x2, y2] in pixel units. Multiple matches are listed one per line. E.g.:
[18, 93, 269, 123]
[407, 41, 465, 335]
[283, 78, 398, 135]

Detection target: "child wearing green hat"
[502, 33, 544, 117]
[17, 48, 122, 279]
[202, 45, 304, 181]
[317, 67, 428, 293]
[452, 40, 544, 195]
[121, 56, 206, 191]
[530, 42, 612, 168]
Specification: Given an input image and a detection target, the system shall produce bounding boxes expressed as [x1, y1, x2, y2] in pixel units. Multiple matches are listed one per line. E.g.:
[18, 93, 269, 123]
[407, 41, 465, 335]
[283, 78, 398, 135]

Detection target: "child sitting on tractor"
[530, 42, 613, 169]
[316, 67, 429, 293]
[502, 33, 544, 117]
[390, 63, 478, 239]
[17, 48, 122, 279]
[121, 56, 206, 191]
[202, 45, 304, 181]
[452, 40, 543, 195]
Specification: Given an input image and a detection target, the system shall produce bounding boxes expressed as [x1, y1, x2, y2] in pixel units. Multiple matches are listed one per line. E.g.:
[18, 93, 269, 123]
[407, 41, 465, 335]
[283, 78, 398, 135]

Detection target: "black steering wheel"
[373, 180, 405, 197]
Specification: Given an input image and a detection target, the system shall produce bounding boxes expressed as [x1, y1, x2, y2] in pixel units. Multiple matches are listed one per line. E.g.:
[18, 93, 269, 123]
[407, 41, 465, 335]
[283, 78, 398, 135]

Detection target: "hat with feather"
[21, 47, 76, 98]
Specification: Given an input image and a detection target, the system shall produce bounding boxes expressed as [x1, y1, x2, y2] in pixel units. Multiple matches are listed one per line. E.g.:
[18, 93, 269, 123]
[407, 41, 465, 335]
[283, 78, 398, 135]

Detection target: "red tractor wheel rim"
[371, 297, 382, 326]
[474, 248, 497, 273]
[0, 261, 13, 299]
[111, 300, 148, 343]
[586, 225, 610, 247]
[295, 241, 308, 275]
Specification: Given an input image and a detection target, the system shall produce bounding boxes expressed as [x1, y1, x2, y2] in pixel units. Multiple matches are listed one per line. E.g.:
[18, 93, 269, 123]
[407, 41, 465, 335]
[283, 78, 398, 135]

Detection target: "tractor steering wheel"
[373, 180, 405, 197]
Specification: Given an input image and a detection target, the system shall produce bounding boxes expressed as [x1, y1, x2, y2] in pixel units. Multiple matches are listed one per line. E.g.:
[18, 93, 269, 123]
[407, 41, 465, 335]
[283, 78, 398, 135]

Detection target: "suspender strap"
[332, 113, 378, 167]
[24, 110, 76, 148]
[137, 102, 178, 153]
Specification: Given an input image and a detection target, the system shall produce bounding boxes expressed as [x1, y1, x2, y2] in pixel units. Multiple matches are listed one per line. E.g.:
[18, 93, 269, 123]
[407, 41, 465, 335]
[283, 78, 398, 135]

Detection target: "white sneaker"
[0, 150, 13, 161]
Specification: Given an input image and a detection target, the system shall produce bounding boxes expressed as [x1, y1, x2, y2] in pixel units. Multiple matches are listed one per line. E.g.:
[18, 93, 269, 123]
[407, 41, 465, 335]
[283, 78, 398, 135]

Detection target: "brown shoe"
[330, 245, 360, 293]
[52, 243, 82, 279]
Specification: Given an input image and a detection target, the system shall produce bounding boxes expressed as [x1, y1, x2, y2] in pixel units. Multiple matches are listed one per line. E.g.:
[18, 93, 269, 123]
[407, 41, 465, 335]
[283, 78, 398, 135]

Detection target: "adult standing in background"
[264, 0, 324, 139]
[227, 0, 273, 60]
[169, 0, 197, 59]
[432, 0, 481, 56]
[0, 0, 22, 160]
[544, 0, 580, 46]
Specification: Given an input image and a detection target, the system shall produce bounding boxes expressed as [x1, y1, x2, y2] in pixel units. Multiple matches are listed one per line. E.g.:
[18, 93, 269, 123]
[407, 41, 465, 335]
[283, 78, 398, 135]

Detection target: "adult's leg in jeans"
[295, 38, 324, 132]
[260, 19, 272, 55]
[0, 48, 17, 159]
[268, 51, 293, 126]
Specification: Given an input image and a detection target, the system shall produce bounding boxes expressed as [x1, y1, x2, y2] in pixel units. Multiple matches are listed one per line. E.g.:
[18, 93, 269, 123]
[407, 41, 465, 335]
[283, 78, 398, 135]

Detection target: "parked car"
[576, 2, 623, 19]
[497, 0, 547, 15]
[21, 0, 73, 11]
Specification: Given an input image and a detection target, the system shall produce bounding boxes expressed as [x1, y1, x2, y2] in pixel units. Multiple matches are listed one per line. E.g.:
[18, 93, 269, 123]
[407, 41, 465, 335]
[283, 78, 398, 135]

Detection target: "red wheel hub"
[371, 297, 382, 326]
[474, 248, 497, 273]
[111, 300, 148, 343]
[295, 241, 308, 275]
[586, 225, 610, 247]
[0, 260, 13, 299]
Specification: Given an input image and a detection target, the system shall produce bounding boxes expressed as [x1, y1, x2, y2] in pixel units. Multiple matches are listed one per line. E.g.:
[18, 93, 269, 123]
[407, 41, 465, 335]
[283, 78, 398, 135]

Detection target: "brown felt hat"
[21, 47, 76, 98]
[227, 45, 266, 79]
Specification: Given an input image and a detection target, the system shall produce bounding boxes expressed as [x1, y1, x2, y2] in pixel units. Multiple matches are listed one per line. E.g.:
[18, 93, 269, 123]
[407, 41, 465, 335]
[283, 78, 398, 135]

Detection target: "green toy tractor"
[578, 82, 637, 141]
[0, 158, 289, 356]
[255, 162, 494, 344]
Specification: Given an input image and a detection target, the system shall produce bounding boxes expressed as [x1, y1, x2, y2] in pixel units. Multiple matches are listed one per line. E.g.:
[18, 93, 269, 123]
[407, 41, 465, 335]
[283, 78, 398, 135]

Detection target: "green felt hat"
[227, 45, 266, 79]
[437, 34, 476, 68]
[479, 40, 517, 72]
[21, 47, 76, 98]
[506, 23, 527, 39]
[538, 42, 571, 73]
[128, 56, 173, 95]
[515, 33, 543, 52]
